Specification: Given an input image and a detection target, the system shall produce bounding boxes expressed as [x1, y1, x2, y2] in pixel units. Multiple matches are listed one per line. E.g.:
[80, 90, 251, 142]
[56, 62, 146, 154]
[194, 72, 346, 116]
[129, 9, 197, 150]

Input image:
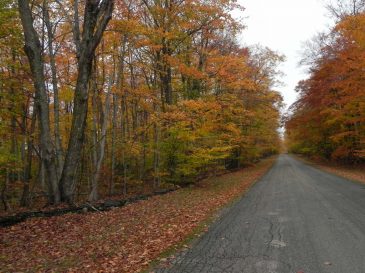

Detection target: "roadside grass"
[0, 157, 275, 273]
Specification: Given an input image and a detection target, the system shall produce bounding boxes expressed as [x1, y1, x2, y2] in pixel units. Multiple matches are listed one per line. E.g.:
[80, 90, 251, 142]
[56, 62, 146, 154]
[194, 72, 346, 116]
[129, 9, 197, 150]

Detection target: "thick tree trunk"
[159, 44, 173, 105]
[60, 0, 114, 203]
[89, 90, 99, 201]
[162, 65, 173, 104]
[18, 0, 60, 204]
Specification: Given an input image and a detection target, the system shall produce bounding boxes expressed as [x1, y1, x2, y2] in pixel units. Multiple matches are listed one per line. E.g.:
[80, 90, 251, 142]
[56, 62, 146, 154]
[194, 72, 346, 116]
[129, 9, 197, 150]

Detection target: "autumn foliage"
[0, 0, 282, 209]
[286, 13, 365, 163]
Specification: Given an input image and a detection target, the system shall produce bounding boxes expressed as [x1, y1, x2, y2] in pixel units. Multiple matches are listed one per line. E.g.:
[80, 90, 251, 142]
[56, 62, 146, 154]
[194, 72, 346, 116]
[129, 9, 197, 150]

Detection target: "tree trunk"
[1, 170, 11, 211]
[43, 0, 64, 179]
[159, 44, 173, 105]
[121, 96, 128, 196]
[110, 33, 128, 195]
[21, 108, 37, 207]
[18, 0, 60, 204]
[60, 0, 114, 203]
[110, 93, 117, 195]
[153, 114, 160, 189]
[89, 77, 112, 202]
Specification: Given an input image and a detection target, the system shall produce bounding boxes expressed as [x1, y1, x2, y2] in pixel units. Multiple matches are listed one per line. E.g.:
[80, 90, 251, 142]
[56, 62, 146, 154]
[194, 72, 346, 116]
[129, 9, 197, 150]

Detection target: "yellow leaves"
[221, 123, 241, 136]
[336, 14, 365, 48]
[111, 19, 143, 35]
[2, 0, 283, 208]
[59, 86, 74, 103]
[135, 38, 163, 51]
[0, 145, 22, 171]
[190, 146, 232, 163]
[158, 82, 281, 180]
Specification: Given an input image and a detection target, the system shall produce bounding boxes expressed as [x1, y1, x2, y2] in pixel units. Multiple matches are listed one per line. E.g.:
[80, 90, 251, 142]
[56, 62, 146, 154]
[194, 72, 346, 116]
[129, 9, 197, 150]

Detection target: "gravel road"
[155, 155, 365, 273]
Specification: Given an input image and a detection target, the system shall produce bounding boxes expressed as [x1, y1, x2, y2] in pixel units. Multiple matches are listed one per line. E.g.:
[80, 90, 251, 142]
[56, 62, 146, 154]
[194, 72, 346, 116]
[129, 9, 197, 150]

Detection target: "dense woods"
[3, 1, 365, 273]
[285, 1, 365, 163]
[0, 0, 283, 210]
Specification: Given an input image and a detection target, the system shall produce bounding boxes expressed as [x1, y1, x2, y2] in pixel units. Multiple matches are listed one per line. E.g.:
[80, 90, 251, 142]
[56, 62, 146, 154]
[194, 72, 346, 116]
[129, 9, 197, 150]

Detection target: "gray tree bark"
[89, 76, 113, 202]
[59, 0, 114, 203]
[18, 0, 60, 204]
[43, 0, 64, 179]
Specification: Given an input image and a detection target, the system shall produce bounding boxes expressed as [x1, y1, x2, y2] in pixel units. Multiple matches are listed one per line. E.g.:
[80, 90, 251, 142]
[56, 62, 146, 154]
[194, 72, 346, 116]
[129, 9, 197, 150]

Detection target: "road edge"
[145, 156, 278, 273]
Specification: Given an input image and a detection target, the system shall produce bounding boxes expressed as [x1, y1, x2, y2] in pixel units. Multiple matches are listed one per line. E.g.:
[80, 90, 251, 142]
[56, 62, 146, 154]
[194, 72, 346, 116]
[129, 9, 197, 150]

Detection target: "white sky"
[238, 0, 332, 109]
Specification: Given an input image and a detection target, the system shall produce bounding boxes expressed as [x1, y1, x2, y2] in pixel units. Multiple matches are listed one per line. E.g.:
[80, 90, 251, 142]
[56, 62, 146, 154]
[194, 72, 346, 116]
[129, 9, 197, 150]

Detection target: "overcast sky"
[238, 0, 332, 109]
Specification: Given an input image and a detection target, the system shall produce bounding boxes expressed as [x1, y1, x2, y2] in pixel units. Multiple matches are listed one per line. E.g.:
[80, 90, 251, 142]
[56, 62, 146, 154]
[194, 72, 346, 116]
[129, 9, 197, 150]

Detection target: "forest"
[285, 1, 365, 163]
[0, 0, 283, 210]
[2, 1, 365, 272]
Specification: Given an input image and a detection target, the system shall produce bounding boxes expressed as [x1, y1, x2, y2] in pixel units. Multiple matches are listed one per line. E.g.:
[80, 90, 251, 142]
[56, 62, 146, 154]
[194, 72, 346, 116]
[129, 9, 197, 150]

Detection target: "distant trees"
[285, 7, 365, 162]
[0, 0, 283, 210]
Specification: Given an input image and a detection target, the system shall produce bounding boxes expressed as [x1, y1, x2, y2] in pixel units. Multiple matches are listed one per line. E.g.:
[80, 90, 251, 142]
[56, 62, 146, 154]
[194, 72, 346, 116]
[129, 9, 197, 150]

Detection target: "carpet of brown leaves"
[313, 162, 365, 185]
[0, 158, 274, 273]
[295, 155, 365, 184]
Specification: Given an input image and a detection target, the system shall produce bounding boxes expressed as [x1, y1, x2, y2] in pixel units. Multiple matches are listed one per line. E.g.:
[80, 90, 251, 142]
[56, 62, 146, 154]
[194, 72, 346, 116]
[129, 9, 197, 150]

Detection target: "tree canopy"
[0, 0, 283, 209]
[286, 12, 365, 162]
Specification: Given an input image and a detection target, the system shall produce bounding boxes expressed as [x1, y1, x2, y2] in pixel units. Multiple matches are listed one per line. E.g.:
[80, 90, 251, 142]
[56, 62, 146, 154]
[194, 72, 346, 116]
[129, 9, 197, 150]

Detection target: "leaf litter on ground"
[0, 158, 275, 273]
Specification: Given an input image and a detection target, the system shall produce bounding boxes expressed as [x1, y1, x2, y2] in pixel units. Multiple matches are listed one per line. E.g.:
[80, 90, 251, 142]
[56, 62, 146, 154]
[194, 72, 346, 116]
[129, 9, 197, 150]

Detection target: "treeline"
[285, 1, 365, 163]
[0, 0, 283, 209]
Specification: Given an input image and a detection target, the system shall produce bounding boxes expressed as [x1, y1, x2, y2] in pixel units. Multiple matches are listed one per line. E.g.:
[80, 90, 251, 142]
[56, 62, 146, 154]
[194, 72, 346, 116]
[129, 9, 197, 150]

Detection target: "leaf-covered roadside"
[0, 158, 275, 273]
[313, 161, 365, 185]
[294, 155, 365, 184]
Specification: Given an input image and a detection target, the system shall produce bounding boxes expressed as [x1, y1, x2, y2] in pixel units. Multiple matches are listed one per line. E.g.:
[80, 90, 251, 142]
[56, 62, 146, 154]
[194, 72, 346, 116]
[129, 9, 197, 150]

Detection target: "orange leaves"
[336, 14, 365, 48]
[180, 99, 220, 114]
[0, 0, 283, 211]
[164, 55, 206, 79]
[160, 109, 188, 124]
[286, 13, 365, 162]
